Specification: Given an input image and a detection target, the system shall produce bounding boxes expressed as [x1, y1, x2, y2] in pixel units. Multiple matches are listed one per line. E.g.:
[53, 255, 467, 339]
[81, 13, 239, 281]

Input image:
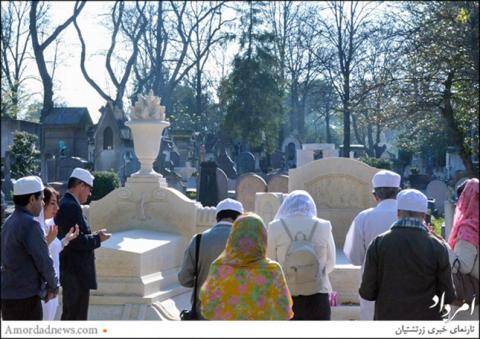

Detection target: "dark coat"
[55, 192, 101, 290]
[359, 226, 456, 320]
[1, 207, 59, 299]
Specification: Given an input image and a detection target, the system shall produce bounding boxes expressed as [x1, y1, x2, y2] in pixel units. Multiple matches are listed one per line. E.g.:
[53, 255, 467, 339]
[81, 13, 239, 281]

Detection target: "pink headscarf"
[448, 178, 479, 250]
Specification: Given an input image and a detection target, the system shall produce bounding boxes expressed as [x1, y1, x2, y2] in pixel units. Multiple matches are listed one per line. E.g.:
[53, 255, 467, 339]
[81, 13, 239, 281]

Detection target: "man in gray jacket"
[178, 198, 244, 319]
[1, 176, 59, 320]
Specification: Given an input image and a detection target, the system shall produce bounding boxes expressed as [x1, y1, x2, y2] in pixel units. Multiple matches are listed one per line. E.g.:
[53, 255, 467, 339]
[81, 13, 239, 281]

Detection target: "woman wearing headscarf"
[447, 178, 479, 320]
[267, 190, 336, 320]
[199, 213, 293, 320]
[37, 187, 79, 320]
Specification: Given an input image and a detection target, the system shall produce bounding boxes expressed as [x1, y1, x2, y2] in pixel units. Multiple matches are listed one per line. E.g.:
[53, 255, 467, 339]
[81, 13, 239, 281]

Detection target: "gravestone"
[216, 167, 228, 201]
[57, 156, 89, 183]
[455, 177, 469, 195]
[409, 174, 430, 191]
[236, 173, 267, 212]
[217, 148, 237, 179]
[236, 152, 255, 175]
[1, 152, 13, 197]
[289, 158, 380, 248]
[198, 161, 218, 207]
[254, 192, 286, 226]
[426, 180, 449, 215]
[271, 150, 285, 170]
[267, 174, 289, 193]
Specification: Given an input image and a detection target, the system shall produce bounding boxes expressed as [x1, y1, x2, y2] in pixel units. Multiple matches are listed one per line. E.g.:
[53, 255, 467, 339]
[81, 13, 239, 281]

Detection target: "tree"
[313, 1, 381, 157]
[9, 131, 40, 180]
[29, 0, 85, 122]
[131, 1, 227, 116]
[73, 1, 147, 113]
[395, 1, 479, 176]
[266, 2, 323, 142]
[220, 2, 284, 154]
[1, 2, 32, 119]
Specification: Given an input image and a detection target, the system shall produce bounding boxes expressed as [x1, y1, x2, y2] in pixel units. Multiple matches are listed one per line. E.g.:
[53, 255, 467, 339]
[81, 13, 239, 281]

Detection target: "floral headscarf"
[448, 178, 479, 250]
[199, 213, 293, 320]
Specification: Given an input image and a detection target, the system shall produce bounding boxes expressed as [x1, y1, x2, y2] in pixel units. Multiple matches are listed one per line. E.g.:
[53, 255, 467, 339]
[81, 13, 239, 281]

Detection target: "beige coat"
[267, 215, 336, 296]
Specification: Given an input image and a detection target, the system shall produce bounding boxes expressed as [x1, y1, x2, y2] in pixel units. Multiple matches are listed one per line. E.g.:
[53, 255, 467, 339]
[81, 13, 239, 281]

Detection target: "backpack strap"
[308, 221, 319, 241]
[280, 219, 294, 241]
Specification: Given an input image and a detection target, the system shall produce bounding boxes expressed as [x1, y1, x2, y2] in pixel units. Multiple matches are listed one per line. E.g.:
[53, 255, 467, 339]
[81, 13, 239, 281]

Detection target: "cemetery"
[0, 1, 478, 329]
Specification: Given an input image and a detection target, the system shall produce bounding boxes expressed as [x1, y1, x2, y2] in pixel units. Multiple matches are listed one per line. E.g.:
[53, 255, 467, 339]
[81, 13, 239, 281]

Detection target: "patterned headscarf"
[199, 213, 294, 320]
[448, 178, 479, 250]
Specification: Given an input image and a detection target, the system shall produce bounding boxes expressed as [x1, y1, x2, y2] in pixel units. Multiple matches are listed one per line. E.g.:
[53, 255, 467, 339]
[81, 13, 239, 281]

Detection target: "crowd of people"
[179, 171, 479, 321]
[1, 166, 478, 321]
[1, 168, 111, 320]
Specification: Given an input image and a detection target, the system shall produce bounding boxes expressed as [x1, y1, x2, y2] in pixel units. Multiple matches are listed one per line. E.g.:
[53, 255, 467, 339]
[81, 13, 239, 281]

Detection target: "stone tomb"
[75, 92, 217, 320]
[236, 152, 255, 175]
[236, 173, 267, 212]
[267, 174, 288, 193]
[216, 167, 228, 201]
[288, 158, 380, 248]
[426, 180, 449, 215]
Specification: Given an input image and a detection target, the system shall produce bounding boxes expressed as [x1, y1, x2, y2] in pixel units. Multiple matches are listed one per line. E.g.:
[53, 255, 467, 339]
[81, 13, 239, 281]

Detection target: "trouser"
[1, 295, 42, 320]
[42, 296, 59, 320]
[360, 297, 375, 320]
[61, 276, 90, 320]
[292, 292, 331, 320]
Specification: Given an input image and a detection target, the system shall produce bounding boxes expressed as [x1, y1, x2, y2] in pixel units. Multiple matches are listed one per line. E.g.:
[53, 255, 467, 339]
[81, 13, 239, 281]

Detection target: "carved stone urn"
[125, 91, 170, 180]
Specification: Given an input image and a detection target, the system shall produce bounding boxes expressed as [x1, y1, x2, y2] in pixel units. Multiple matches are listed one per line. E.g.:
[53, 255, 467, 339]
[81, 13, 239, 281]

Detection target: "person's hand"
[44, 290, 56, 303]
[98, 229, 111, 242]
[65, 224, 80, 243]
[46, 224, 58, 245]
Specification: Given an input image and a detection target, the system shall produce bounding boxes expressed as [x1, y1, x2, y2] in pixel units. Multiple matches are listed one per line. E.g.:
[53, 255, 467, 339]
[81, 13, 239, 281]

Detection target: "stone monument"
[84, 92, 217, 320]
[289, 158, 380, 248]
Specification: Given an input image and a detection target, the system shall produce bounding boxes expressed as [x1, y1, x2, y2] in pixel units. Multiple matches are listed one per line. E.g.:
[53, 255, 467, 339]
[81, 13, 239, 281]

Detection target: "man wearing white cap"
[343, 169, 401, 320]
[1, 176, 59, 320]
[178, 198, 244, 319]
[359, 189, 455, 320]
[54, 168, 111, 320]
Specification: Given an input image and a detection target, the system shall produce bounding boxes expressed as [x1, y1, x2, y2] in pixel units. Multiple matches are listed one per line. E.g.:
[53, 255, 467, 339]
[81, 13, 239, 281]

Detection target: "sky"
[22, 1, 238, 124]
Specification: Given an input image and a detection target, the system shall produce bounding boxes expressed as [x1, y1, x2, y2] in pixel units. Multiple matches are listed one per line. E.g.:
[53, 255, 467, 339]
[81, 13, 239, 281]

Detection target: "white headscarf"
[35, 208, 48, 236]
[274, 190, 317, 220]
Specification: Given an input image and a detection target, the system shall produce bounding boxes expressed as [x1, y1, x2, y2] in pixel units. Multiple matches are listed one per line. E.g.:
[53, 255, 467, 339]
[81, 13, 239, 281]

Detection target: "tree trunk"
[342, 75, 351, 157]
[195, 60, 202, 117]
[366, 119, 374, 157]
[290, 81, 298, 134]
[442, 71, 474, 176]
[325, 111, 331, 143]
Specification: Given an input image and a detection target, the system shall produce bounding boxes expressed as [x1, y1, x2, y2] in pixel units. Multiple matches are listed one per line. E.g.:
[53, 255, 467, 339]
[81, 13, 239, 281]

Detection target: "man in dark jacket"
[55, 168, 111, 320]
[1, 176, 59, 320]
[359, 189, 456, 320]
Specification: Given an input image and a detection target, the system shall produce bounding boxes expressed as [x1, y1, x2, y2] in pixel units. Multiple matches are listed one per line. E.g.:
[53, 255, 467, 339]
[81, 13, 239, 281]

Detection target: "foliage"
[8, 131, 41, 180]
[90, 170, 120, 202]
[393, 1, 479, 174]
[430, 216, 443, 237]
[168, 83, 222, 135]
[358, 156, 393, 170]
[220, 2, 284, 154]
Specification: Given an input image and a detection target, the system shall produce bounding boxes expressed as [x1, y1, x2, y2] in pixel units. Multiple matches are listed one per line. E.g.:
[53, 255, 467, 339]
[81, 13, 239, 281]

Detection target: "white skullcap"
[70, 167, 94, 187]
[13, 176, 44, 196]
[216, 198, 244, 214]
[397, 189, 428, 213]
[372, 170, 401, 188]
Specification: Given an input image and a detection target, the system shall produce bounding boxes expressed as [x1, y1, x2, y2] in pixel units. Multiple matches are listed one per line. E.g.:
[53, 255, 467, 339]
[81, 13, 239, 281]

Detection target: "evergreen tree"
[9, 131, 41, 180]
[220, 1, 284, 154]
